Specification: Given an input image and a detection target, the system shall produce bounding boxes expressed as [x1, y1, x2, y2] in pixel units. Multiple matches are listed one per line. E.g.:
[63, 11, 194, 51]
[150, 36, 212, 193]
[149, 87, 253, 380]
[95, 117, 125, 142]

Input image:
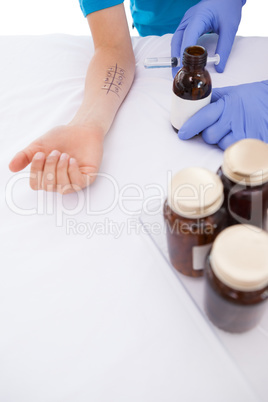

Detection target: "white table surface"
[0, 33, 267, 402]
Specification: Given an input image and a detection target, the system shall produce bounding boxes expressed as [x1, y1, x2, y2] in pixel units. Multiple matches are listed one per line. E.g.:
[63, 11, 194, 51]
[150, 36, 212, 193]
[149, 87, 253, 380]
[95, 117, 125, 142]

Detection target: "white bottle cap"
[222, 139, 268, 186]
[210, 225, 268, 291]
[168, 167, 224, 218]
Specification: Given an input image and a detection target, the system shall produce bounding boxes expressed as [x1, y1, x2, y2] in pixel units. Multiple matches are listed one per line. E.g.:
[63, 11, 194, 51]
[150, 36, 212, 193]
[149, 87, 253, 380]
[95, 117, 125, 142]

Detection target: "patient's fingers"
[30, 152, 89, 193]
[9, 149, 34, 172]
[68, 158, 87, 191]
[30, 152, 46, 190]
[42, 150, 61, 191]
[56, 153, 73, 194]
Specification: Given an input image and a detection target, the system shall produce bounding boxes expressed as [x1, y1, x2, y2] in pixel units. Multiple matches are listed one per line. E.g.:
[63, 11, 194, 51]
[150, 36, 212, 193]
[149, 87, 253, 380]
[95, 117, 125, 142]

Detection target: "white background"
[0, 0, 267, 37]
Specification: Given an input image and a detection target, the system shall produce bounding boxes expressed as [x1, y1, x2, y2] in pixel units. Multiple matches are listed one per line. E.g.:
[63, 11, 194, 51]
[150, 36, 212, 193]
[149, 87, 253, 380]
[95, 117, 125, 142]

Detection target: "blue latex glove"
[178, 81, 268, 150]
[171, 0, 246, 76]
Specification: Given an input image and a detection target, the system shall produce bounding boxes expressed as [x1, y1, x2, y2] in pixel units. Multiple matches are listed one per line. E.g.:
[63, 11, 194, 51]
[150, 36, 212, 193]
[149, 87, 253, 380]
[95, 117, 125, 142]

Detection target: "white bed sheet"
[0, 33, 267, 401]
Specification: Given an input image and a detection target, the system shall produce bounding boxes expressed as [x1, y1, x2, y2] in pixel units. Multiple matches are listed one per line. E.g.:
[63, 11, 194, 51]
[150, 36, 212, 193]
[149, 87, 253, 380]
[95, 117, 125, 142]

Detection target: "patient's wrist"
[68, 117, 106, 139]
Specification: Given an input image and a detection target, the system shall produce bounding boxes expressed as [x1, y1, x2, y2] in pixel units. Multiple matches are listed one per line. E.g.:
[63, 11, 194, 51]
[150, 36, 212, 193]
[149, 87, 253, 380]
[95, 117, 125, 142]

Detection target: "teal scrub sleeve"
[79, 0, 124, 17]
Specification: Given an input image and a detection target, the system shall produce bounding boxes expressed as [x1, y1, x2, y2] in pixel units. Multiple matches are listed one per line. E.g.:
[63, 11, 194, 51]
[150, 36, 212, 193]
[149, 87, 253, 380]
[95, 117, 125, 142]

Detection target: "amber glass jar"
[163, 168, 226, 277]
[170, 45, 212, 133]
[218, 138, 268, 230]
[204, 225, 268, 333]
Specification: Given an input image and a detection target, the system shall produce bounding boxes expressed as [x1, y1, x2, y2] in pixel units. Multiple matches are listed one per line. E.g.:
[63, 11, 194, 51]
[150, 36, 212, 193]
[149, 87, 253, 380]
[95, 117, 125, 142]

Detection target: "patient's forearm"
[69, 45, 135, 135]
[9, 4, 135, 192]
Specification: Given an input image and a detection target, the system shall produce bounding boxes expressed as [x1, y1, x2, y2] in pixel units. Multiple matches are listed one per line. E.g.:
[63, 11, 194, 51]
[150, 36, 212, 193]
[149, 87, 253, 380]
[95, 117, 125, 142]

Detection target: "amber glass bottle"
[204, 225, 268, 333]
[170, 45, 212, 132]
[217, 139, 268, 230]
[163, 168, 226, 277]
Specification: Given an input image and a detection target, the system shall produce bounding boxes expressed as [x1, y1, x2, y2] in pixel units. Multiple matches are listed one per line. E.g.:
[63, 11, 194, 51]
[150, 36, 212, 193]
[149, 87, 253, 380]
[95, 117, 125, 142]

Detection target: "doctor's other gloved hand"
[171, 0, 246, 77]
[9, 124, 104, 194]
[178, 80, 268, 150]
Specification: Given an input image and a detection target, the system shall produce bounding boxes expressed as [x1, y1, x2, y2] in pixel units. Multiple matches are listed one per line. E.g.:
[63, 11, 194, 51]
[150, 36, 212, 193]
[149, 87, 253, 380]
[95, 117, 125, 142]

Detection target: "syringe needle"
[144, 54, 220, 68]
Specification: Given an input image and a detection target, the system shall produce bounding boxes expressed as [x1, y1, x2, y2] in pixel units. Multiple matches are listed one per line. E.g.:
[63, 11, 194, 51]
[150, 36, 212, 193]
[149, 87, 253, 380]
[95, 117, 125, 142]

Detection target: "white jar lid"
[210, 225, 268, 291]
[167, 167, 224, 218]
[222, 139, 268, 186]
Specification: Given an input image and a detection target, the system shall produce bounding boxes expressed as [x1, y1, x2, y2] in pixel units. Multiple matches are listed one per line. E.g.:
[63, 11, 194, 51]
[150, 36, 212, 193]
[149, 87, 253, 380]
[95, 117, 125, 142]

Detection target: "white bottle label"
[192, 243, 212, 270]
[170, 92, 211, 131]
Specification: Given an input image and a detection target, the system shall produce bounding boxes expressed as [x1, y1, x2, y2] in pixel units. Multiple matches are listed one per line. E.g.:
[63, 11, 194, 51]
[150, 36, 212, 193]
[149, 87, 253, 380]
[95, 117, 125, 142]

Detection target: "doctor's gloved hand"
[171, 0, 246, 77]
[178, 80, 268, 150]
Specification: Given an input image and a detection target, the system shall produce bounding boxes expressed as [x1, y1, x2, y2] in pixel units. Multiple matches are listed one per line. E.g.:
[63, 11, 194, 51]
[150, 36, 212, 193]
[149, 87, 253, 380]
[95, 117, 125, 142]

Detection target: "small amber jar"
[170, 45, 212, 133]
[204, 225, 268, 333]
[163, 168, 226, 277]
[218, 138, 268, 230]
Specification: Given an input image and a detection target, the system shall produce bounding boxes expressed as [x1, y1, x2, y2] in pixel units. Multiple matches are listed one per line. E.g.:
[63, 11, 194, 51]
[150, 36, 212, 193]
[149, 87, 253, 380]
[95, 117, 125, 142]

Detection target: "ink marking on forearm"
[102, 64, 125, 97]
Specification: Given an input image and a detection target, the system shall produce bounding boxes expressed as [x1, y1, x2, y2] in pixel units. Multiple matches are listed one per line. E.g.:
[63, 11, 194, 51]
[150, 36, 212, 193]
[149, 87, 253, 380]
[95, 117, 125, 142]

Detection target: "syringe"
[144, 54, 220, 68]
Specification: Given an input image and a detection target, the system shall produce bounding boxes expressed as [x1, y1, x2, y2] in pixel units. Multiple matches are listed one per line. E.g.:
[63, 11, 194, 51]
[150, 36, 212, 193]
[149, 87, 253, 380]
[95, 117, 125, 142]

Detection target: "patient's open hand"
[9, 124, 104, 193]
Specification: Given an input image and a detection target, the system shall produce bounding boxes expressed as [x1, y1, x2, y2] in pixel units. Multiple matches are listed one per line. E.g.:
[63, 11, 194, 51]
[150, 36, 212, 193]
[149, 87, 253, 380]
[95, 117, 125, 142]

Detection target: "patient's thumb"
[9, 149, 34, 172]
